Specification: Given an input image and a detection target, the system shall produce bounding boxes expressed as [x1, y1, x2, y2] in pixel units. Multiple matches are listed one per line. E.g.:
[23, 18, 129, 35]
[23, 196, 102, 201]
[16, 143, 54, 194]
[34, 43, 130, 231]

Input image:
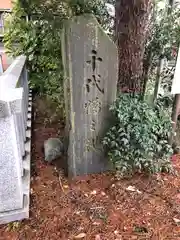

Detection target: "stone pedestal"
[0, 56, 32, 224]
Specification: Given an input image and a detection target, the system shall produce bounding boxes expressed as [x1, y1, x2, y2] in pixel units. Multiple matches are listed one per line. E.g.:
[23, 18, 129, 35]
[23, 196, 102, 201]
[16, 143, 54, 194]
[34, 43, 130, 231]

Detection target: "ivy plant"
[103, 94, 173, 177]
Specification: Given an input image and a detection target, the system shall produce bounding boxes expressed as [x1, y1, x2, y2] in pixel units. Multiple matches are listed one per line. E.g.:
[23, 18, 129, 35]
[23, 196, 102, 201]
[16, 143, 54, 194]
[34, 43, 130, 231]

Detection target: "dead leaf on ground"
[74, 233, 86, 239]
[126, 185, 142, 194]
[95, 234, 101, 240]
[173, 217, 180, 224]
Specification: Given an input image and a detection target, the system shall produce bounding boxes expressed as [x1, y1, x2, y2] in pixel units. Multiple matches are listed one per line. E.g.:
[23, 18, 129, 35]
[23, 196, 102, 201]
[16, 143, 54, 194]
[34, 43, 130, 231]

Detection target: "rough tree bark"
[115, 0, 152, 93]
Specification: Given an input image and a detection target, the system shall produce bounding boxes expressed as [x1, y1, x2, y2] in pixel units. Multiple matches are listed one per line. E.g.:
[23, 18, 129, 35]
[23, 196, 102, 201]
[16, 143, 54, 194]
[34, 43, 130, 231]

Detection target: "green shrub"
[3, 0, 111, 120]
[155, 94, 173, 110]
[103, 94, 173, 177]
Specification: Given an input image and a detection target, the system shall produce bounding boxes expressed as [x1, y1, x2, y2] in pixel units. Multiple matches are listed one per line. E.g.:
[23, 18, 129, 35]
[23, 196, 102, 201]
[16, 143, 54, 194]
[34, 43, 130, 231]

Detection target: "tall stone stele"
[61, 14, 118, 177]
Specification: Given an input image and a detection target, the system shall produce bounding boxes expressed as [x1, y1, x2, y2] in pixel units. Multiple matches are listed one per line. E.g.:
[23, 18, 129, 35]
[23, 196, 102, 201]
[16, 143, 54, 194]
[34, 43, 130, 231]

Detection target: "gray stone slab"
[0, 56, 31, 223]
[0, 194, 29, 225]
[0, 91, 32, 224]
[0, 116, 23, 212]
[62, 14, 118, 177]
[0, 55, 3, 74]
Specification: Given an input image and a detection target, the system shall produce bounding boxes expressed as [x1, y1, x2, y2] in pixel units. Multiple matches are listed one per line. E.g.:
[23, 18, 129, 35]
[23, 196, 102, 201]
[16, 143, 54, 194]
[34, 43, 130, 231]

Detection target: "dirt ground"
[0, 97, 180, 240]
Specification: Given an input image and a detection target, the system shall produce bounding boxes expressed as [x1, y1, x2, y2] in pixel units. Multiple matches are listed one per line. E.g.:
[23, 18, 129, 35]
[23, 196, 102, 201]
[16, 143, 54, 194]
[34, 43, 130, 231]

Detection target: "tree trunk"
[168, 0, 174, 14]
[115, 0, 152, 93]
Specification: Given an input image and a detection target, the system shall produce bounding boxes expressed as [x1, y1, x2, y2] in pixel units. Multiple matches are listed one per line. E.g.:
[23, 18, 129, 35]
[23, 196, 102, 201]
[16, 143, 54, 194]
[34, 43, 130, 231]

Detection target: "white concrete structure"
[105, 3, 115, 17]
[171, 47, 180, 94]
[0, 55, 32, 224]
[0, 54, 3, 74]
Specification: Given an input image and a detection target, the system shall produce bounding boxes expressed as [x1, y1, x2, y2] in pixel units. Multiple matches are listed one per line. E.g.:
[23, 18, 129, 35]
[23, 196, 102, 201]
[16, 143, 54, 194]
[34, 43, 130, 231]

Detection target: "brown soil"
[0, 97, 180, 240]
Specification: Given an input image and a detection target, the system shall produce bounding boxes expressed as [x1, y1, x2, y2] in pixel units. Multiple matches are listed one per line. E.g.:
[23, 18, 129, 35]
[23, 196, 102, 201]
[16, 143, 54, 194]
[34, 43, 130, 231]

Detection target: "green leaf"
[103, 94, 173, 178]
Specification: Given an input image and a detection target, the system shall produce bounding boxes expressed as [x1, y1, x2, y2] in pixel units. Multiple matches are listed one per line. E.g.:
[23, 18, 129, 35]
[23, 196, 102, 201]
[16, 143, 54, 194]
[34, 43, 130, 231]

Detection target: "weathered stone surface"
[0, 75, 24, 213]
[0, 116, 23, 212]
[0, 56, 30, 224]
[0, 89, 32, 224]
[62, 14, 118, 177]
[172, 47, 180, 94]
[44, 138, 64, 163]
[0, 88, 23, 118]
[0, 55, 3, 74]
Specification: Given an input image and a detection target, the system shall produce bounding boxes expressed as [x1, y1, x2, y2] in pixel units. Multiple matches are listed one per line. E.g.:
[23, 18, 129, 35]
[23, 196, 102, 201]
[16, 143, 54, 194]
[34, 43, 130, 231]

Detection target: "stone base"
[0, 194, 29, 224]
[0, 90, 32, 224]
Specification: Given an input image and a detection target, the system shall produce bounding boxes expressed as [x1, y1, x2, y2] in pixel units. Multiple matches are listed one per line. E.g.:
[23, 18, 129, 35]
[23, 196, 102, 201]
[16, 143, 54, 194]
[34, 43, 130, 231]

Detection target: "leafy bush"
[145, 2, 180, 67]
[160, 65, 175, 93]
[143, 2, 180, 97]
[156, 94, 173, 109]
[4, 2, 65, 118]
[4, 0, 110, 80]
[103, 94, 173, 177]
[3, 0, 111, 119]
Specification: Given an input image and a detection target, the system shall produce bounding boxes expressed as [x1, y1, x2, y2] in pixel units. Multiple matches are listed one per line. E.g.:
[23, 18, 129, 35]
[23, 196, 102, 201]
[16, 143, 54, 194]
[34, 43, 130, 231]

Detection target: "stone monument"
[61, 14, 118, 177]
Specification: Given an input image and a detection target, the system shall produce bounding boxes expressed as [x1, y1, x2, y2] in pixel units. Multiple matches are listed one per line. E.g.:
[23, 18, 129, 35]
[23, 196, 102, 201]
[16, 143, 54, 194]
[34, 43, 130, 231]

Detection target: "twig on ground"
[90, 207, 104, 210]
[58, 172, 65, 193]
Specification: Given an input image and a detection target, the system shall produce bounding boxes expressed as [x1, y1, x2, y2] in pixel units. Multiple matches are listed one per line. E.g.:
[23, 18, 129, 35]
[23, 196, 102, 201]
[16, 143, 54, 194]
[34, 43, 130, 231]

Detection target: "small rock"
[44, 138, 64, 163]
